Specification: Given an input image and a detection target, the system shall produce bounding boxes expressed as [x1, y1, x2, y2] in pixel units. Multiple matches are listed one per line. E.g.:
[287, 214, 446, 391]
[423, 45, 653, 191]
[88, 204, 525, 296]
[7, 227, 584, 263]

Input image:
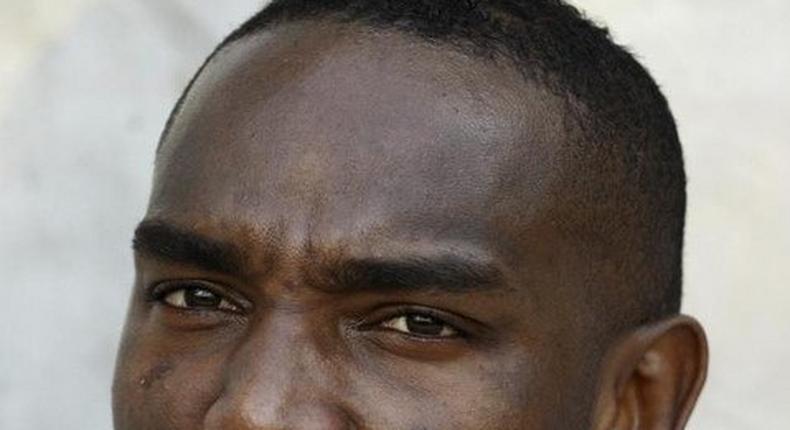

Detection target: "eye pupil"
[405, 314, 444, 336]
[183, 287, 221, 308]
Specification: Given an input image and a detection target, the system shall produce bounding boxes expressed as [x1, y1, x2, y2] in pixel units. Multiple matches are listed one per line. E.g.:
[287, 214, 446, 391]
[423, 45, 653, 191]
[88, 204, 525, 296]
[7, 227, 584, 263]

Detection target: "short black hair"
[160, 0, 686, 328]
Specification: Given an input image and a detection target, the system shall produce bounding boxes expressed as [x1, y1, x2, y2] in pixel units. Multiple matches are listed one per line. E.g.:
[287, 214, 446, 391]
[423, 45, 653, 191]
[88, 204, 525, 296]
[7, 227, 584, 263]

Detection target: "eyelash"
[148, 281, 245, 313]
[147, 283, 468, 340]
[364, 306, 467, 340]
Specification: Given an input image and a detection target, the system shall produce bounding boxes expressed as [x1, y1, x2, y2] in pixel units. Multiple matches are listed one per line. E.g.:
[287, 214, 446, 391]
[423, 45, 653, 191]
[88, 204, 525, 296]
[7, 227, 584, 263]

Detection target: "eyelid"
[147, 279, 251, 313]
[358, 304, 471, 338]
[381, 314, 460, 338]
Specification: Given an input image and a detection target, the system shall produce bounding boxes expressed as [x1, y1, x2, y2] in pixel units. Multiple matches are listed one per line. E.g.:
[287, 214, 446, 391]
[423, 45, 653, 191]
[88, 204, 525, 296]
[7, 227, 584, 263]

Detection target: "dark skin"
[113, 21, 707, 429]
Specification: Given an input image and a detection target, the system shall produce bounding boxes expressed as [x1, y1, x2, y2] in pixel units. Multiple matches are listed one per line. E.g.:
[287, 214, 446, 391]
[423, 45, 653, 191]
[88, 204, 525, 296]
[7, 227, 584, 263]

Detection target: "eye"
[158, 284, 241, 313]
[380, 313, 460, 338]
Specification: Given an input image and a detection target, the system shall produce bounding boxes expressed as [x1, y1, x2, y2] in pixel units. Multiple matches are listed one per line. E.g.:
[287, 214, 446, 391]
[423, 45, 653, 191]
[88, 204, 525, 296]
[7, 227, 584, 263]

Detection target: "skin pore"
[113, 20, 707, 429]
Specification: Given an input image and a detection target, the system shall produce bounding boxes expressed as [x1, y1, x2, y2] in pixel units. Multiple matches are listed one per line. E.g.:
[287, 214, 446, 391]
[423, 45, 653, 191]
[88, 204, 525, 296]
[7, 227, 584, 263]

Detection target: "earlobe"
[592, 315, 708, 430]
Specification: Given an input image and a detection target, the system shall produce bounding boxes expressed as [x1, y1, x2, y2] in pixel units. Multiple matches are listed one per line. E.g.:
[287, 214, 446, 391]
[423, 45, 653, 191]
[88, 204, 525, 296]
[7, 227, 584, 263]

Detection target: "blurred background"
[0, 0, 788, 428]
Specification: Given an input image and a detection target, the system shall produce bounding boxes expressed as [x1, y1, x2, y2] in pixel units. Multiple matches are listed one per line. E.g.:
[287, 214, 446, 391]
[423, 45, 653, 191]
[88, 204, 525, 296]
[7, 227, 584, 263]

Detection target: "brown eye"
[381, 313, 459, 338]
[161, 286, 240, 312]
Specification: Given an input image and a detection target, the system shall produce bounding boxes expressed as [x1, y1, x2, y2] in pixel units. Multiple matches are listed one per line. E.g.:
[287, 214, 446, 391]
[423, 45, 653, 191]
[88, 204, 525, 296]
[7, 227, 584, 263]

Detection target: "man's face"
[113, 22, 615, 429]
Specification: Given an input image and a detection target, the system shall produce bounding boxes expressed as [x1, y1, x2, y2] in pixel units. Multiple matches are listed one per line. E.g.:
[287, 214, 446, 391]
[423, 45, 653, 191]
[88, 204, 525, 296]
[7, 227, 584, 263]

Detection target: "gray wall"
[1, 0, 788, 428]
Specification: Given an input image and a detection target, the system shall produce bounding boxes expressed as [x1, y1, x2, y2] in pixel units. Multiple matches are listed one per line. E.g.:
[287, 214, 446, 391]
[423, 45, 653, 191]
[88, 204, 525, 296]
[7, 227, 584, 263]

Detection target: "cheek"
[112, 323, 233, 429]
[138, 360, 173, 389]
[115, 347, 228, 429]
[355, 351, 539, 429]
[453, 356, 538, 428]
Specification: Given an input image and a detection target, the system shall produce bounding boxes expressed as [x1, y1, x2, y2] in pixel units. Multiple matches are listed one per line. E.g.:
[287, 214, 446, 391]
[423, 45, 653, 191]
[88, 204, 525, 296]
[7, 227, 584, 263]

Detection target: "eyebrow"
[132, 220, 243, 274]
[133, 220, 505, 294]
[324, 254, 505, 294]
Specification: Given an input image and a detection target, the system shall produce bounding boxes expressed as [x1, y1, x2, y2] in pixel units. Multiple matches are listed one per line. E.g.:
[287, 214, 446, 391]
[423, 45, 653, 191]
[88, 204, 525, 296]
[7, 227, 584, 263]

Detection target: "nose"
[203, 313, 357, 430]
[208, 401, 355, 430]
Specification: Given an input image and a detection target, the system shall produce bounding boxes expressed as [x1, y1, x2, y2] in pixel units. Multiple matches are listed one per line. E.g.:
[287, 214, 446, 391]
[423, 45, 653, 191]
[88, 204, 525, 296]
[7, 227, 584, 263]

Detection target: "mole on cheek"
[138, 361, 173, 389]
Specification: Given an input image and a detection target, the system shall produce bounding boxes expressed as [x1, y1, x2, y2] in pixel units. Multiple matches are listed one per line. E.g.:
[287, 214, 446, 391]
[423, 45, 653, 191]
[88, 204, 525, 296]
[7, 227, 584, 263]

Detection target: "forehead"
[151, 20, 569, 259]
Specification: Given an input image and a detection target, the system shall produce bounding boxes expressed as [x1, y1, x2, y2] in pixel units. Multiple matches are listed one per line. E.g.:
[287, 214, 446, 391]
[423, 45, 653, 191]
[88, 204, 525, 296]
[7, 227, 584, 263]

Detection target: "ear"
[591, 315, 708, 430]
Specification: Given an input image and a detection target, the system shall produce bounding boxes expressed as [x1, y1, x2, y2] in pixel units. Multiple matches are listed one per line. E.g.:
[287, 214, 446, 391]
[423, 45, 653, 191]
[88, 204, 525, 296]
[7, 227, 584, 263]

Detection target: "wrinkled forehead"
[151, 20, 570, 254]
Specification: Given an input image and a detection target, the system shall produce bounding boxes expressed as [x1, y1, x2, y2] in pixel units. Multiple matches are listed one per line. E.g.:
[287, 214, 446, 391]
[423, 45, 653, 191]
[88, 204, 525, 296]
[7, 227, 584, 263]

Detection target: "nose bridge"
[238, 311, 312, 401]
[205, 311, 353, 429]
